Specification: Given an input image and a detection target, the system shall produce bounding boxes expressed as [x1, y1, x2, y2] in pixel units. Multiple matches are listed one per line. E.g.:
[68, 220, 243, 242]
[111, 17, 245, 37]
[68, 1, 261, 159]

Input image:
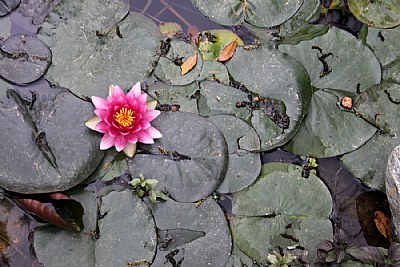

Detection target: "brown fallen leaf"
[217, 41, 237, 62]
[374, 210, 393, 242]
[180, 53, 198, 76]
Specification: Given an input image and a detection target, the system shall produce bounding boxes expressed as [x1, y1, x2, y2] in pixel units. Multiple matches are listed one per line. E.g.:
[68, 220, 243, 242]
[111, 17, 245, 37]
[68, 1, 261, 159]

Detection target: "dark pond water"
[0, 0, 391, 266]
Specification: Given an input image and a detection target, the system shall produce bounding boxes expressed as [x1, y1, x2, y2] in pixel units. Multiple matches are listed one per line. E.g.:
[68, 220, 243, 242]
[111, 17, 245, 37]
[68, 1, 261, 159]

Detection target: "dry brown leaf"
[374, 210, 393, 242]
[180, 53, 198, 76]
[217, 41, 237, 62]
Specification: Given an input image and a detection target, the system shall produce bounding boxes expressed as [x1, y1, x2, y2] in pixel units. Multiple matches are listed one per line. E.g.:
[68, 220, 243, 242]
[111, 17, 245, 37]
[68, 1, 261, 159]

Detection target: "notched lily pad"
[353, 82, 400, 136]
[279, 26, 381, 92]
[287, 89, 377, 157]
[225, 46, 313, 151]
[209, 115, 261, 194]
[0, 35, 51, 84]
[366, 26, 400, 67]
[348, 0, 400, 28]
[190, 0, 303, 28]
[154, 40, 203, 85]
[231, 162, 333, 264]
[197, 60, 230, 84]
[127, 112, 228, 203]
[0, 86, 104, 193]
[148, 197, 231, 267]
[34, 189, 157, 267]
[39, 0, 162, 98]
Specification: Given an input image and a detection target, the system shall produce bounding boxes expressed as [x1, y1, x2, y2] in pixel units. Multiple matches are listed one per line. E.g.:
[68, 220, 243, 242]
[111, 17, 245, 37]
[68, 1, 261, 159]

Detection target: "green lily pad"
[0, 87, 104, 193]
[225, 244, 260, 267]
[366, 26, 400, 66]
[0, 0, 19, 16]
[287, 89, 377, 157]
[34, 189, 157, 267]
[341, 133, 399, 191]
[348, 0, 400, 28]
[0, 35, 52, 84]
[0, 78, 13, 98]
[197, 60, 230, 84]
[245, 0, 321, 42]
[279, 26, 381, 92]
[147, 82, 200, 114]
[190, 0, 303, 28]
[231, 162, 333, 264]
[18, 0, 61, 25]
[0, 16, 11, 40]
[127, 112, 228, 203]
[39, 0, 162, 98]
[383, 61, 400, 83]
[354, 83, 400, 136]
[147, 197, 231, 267]
[225, 46, 313, 150]
[196, 29, 243, 61]
[209, 115, 261, 194]
[154, 40, 203, 85]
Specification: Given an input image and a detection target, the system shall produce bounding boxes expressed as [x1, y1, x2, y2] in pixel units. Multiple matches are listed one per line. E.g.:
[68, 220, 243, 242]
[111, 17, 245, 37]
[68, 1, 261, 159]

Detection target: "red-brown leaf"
[217, 41, 237, 62]
[180, 53, 198, 76]
[374, 211, 393, 242]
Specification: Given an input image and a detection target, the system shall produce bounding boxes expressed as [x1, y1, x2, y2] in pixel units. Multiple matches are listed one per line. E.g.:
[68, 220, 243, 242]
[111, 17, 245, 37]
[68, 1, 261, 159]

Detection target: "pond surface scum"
[0, 0, 399, 266]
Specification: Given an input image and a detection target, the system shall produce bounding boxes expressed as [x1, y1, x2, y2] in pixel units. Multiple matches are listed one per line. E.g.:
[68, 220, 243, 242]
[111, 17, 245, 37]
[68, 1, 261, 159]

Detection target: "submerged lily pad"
[341, 133, 399, 191]
[127, 112, 228, 203]
[0, 87, 104, 193]
[34, 189, 157, 267]
[39, 0, 162, 98]
[190, 0, 303, 28]
[154, 40, 203, 85]
[354, 83, 400, 136]
[279, 26, 381, 92]
[348, 0, 400, 28]
[287, 89, 377, 157]
[231, 162, 333, 263]
[209, 115, 261, 194]
[148, 197, 231, 266]
[225, 46, 313, 150]
[0, 35, 51, 84]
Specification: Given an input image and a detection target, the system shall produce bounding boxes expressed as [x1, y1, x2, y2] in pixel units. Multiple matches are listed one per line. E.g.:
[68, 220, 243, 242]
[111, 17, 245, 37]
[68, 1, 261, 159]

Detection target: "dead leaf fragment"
[180, 53, 198, 76]
[217, 41, 237, 62]
[374, 211, 393, 242]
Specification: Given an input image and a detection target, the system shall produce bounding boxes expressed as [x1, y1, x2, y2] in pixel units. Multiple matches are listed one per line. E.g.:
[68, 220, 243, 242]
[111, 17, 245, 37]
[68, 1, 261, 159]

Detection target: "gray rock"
[0, 86, 104, 193]
[385, 144, 400, 239]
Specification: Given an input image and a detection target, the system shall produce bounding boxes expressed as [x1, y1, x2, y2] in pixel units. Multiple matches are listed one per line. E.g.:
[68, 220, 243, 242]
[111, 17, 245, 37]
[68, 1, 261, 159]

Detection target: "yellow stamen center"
[114, 107, 135, 127]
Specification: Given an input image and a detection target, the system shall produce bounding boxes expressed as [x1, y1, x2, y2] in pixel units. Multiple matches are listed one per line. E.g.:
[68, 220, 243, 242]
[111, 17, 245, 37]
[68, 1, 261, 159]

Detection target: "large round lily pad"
[0, 35, 52, 84]
[127, 112, 228, 203]
[353, 82, 400, 136]
[39, 0, 162, 98]
[190, 0, 303, 28]
[279, 26, 381, 92]
[209, 115, 261, 194]
[366, 26, 400, 67]
[341, 133, 399, 191]
[225, 46, 313, 151]
[147, 197, 231, 267]
[287, 89, 377, 157]
[154, 40, 203, 86]
[0, 87, 104, 193]
[34, 189, 157, 267]
[348, 0, 400, 28]
[231, 162, 333, 264]
[0, 0, 19, 16]
[0, 16, 11, 40]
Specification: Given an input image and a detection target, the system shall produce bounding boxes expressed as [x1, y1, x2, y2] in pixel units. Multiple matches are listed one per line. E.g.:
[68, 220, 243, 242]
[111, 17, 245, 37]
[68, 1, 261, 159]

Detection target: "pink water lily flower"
[85, 82, 162, 157]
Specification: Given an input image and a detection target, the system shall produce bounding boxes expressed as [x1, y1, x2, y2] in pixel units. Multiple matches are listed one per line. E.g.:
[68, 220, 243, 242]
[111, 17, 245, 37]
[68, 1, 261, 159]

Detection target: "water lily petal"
[114, 135, 126, 151]
[137, 93, 147, 105]
[92, 96, 108, 109]
[110, 85, 124, 98]
[100, 134, 115, 150]
[123, 142, 137, 157]
[85, 116, 101, 130]
[131, 82, 141, 98]
[108, 127, 121, 137]
[126, 133, 138, 143]
[146, 100, 157, 110]
[95, 121, 111, 133]
[146, 126, 163, 139]
[94, 108, 109, 120]
[137, 130, 155, 144]
[142, 109, 161, 122]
